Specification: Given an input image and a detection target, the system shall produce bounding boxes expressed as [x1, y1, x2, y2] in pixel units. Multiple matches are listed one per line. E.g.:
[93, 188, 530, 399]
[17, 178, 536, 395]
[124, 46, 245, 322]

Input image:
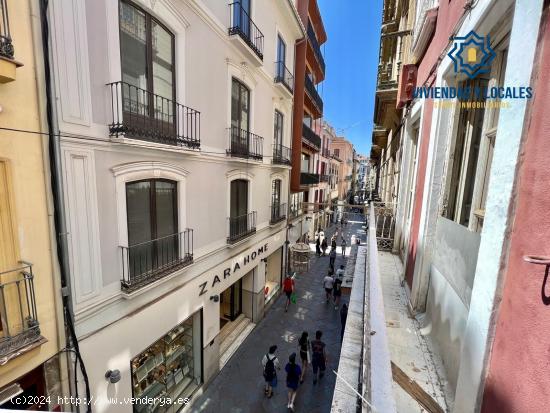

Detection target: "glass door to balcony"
[276, 35, 286, 79]
[231, 78, 250, 156]
[233, 0, 251, 38]
[119, 1, 176, 142]
[230, 179, 249, 240]
[126, 179, 178, 282]
[271, 179, 281, 221]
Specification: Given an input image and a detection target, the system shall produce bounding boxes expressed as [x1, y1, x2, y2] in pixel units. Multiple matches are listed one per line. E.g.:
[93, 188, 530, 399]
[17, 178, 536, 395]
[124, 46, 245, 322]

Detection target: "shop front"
[264, 247, 283, 304]
[131, 312, 202, 412]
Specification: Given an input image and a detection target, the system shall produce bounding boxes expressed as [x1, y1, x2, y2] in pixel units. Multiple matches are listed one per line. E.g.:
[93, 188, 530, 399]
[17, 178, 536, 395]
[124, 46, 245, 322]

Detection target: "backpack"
[311, 340, 324, 357]
[264, 354, 276, 380]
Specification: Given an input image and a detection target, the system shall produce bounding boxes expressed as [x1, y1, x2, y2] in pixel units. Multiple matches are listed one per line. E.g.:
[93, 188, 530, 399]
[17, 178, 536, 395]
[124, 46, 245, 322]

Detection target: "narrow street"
[192, 221, 363, 413]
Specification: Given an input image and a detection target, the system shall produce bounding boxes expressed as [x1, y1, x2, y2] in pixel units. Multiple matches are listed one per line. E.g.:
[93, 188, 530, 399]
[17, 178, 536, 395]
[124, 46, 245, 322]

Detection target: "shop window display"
[131, 317, 199, 412]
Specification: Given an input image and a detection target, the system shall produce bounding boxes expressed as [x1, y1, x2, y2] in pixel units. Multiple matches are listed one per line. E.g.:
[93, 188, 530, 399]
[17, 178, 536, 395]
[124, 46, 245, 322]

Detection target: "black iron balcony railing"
[227, 126, 264, 160]
[300, 172, 320, 186]
[320, 174, 330, 182]
[108, 81, 200, 149]
[307, 23, 326, 74]
[0, 0, 14, 59]
[289, 202, 303, 219]
[272, 144, 291, 165]
[0, 263, 42, 358]
[120, 230, 194, 292]
[227, 211, 257, 243]
[321, 148, 331, 158]
[228, 2, 264, 60]
[302, 123, 321, 150]
[304, 75, 324, 114]
[270, 203, 287, 224]
[274, 61, 294, 93]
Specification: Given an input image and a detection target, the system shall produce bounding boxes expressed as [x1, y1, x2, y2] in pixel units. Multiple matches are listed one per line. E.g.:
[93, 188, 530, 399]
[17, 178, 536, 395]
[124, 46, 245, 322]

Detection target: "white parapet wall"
[331, 205, 396, 413]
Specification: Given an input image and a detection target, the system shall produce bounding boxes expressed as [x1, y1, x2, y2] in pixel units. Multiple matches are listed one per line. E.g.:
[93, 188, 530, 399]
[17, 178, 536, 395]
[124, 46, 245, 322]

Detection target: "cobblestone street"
[191, 221, 363, 413]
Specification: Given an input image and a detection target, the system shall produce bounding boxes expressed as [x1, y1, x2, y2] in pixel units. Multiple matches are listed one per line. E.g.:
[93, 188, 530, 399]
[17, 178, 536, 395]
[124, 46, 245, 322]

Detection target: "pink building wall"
[404, 0, 467, 287]
[481, 5, 550, 412]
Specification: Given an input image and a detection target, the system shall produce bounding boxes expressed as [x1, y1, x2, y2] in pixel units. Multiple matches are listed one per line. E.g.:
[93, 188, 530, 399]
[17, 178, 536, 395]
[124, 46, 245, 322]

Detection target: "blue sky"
[317, 0, 382, 157]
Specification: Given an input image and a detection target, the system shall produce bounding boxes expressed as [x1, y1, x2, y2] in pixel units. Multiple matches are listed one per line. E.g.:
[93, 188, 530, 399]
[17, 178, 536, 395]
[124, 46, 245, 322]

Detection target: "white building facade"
[46, 0, 303, 410]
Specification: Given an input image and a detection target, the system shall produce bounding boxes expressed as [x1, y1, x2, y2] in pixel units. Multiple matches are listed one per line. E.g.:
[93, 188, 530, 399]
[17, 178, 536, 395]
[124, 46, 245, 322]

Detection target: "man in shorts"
[310, 330, 327, 385]
[322, 274, 334, 303]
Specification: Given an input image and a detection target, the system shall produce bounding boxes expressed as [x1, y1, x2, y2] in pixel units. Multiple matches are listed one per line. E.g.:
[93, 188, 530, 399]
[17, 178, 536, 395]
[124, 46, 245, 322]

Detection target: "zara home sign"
[199, 243, 269, 296]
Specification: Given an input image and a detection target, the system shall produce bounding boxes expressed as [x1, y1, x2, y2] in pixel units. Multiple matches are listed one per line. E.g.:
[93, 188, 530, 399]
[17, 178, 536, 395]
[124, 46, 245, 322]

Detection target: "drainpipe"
[38, 0, 91, 410]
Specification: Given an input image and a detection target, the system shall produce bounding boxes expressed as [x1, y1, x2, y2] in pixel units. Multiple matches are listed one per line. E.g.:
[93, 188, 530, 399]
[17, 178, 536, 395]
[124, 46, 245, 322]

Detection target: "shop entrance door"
[219, 279, 243, 329]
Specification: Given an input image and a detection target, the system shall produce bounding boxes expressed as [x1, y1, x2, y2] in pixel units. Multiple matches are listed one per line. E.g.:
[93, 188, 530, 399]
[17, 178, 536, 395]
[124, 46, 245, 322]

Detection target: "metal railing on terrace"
[289, 202, 303, 220]
[302, 123, 321, 150]
[274, 61, 294, 93]
[0, 263, 42, 358]
[373, 202, 396, 251]
[227, 211, 257, 243]
[227, 126, 264, 160]
[120, 230, 194, 292]
[307, 23, 326, 73]
[228, 2, 264, 60]
[272, 144, 291, 165]
[304, 75, 324, 113]
[300, 172, 320, 186]
[108, 81, 200, 148]
[270, 203, 287, 224]
[0, 0, 14, 59]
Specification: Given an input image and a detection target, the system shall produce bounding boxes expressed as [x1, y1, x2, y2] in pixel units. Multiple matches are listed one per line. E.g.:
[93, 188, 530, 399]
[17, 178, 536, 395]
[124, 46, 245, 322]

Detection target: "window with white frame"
[443, 42, 508, 231]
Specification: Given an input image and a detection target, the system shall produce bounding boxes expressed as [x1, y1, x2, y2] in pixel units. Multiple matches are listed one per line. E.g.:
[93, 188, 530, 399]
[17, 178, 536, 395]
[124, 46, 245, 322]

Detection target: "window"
[276, 35, 286, 77]
[303, 112, 312, 128]
[274, 110, 283, 147]
[334, 149, 340, 158]
[119, 1, 175, 123]
[301, 153, 310, 173]
[125, 179, 178, 280]
[271, 179, 281, 207]
[229, 179, 254, 241]
[230, 78, 251, 154]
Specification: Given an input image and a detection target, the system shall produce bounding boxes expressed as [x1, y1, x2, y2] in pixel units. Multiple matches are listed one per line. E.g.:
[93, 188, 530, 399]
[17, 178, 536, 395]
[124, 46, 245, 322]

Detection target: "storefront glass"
[131, 314, 201, 412]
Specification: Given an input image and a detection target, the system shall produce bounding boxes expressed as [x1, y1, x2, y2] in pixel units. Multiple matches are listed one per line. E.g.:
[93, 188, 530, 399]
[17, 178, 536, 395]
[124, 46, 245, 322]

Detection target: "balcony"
[227, 212, 257, 243]
[304, 75, 323, 115]
[0, 0, 22, 83]
[228, 2, 264, 64]
[307, 23, 326, 75]
[321, 148, 330, 158]
[300, 172, 320, 186]
[302, 124, 321, 151]
[0, 263, 44, 360]
[270, 203, 287, 225]
[320, 174, 330, 182]
[274, 61, 294, 94]
[108, 81, 200, 149]
[272, 144, 291, 166]
[120, 230, 194, 292]
[289, 202, 303, 220]
[227, 127, 264, 160]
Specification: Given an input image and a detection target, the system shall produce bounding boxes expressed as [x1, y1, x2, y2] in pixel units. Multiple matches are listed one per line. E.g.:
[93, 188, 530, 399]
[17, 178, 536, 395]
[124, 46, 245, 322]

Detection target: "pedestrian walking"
[336, 264, 345, 278]
[315, 237, 321, 256]
[341, 237, 347, 257]
[311, 330, 327, 385]
[331, 236, 337, 251]
[283, 274, 295, 312]
[340, 304, 348, 342]
[321, 237, 328, 256]
[333, 274, 343, 309]
[298, 331, 310, 383]
[262, 345, 280, 398]
[285, 353, 302, 411]
[329, 247, 336, 269]
[323, 274, 334, 303]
